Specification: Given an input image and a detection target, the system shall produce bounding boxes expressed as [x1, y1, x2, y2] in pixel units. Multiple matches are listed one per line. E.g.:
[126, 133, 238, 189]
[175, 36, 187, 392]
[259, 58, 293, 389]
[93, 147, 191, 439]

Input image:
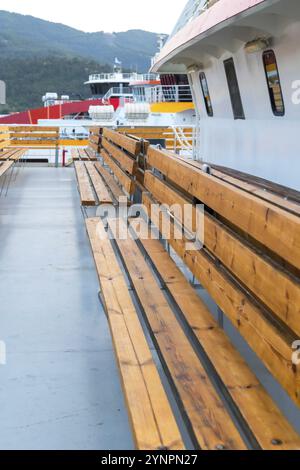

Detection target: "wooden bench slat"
[85, 218, 184, 450]
[102, 137, 137, 175]
[185, 159, 300, 217]
[147, 147, 300, 271]
[74, 162, 96, 206]
[144, 171, 300, 338]
[142, 192, 300, 407]
[9, 126, 58, 132]
[10, 140, 58, 146]
[110, 218, 246, 450]
[103, 128, 141, 156]
[130, 218, 300, 450]
[101, 149, 135, 195]
[94, 162, 127, 203]
[85, 148, 98, 161]
[85, 162, 113, 205]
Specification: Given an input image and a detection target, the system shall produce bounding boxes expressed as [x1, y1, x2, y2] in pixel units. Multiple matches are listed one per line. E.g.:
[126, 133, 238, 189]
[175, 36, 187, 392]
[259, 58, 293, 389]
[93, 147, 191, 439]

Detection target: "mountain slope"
[0, 11, 160, 71]
[0, 56, 111, 112]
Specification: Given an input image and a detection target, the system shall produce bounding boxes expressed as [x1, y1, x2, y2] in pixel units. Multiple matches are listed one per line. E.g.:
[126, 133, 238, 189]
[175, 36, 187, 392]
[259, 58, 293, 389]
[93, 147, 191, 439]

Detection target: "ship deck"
[0, 166, 133, 450]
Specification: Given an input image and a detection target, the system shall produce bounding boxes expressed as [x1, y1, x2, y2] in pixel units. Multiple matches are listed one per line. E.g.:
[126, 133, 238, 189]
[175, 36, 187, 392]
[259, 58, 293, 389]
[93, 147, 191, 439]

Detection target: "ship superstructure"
[151, 0, 300, 191]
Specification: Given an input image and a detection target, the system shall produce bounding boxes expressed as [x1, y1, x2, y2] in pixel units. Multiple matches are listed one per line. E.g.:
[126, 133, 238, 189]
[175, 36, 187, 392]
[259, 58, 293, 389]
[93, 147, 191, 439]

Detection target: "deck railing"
[135, 85, 193, 104]
[88, 73, 159, 83]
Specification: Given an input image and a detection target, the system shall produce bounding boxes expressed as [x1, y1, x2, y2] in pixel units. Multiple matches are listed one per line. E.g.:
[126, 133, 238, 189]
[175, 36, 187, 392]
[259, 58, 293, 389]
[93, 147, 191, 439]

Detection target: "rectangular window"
[224, 58, 245, 119]
[199, 72, 213, 116]
[263, 50, 285, 116]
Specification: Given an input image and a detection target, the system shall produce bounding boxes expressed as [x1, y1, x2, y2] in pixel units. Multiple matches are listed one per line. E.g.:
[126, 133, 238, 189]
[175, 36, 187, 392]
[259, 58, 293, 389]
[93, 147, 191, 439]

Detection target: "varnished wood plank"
[131, 218, 300, 450]
[179, 157, 300, 217]
[102, 137, 137, 175]
[9, 126, 58, 132]
[10, 140, 58, 146]
[85, 148, 98, 161]
[94, 162, 127, 203]
[0, 141, 10, 150]
[85, 218, 184, 450]
[74, 162, 96, 206]
[10, 133, 59, 139]
[78, 148, 89, 161]
[144, 171, 300, 338]
[103, 128, 141, 156]
[101, 149, 135, 195]
[110, 218, 246, 450]
[147, 146, 300, 271]
[142, 192, 300, 406]
[85, 162, 113, 204]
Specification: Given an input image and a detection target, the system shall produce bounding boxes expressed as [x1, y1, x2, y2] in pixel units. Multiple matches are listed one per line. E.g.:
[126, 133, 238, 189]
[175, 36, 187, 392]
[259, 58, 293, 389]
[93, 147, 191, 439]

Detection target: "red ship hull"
[0, 97, 120, 124]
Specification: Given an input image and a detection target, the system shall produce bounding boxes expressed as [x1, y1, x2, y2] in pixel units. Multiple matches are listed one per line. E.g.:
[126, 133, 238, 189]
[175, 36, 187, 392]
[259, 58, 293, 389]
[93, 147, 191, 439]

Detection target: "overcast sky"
[0, 0, 186, 33]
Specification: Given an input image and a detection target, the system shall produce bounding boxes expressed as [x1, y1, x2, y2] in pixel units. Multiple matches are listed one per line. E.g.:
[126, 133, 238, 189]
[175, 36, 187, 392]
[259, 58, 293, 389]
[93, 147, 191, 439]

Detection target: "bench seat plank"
[74, 161, 96, 206]
[85, 218, 184, 451]
[85, 162, 113, 205]
[131, 219, 300, 450]
[94, 162, 127, 203]
[110, 219, 246, 450]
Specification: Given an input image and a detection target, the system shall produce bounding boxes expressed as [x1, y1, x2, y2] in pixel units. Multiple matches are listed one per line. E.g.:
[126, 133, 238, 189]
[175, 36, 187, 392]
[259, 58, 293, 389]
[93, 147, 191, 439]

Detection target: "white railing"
[161, 126, 200, 160]
[135, 85, 192, 104]
[103, 87, 133, 101]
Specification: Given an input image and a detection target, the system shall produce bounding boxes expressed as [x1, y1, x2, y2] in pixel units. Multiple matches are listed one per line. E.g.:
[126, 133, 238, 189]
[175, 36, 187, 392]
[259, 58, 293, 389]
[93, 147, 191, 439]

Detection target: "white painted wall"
[190, 21, 300, 191]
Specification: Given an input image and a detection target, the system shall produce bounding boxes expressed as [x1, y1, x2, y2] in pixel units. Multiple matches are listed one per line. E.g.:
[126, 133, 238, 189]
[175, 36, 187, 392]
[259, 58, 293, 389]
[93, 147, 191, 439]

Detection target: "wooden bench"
[86, 214, 300, 449]
[86, 218, 184, 450]
[85, 130, 300, 450]
[9, 126, 59, 148]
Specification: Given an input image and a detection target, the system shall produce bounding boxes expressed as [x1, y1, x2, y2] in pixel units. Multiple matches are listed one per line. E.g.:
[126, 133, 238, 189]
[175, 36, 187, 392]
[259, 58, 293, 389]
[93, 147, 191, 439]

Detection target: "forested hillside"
[0, 57, 111, 112]
[0, 10, 162, 112]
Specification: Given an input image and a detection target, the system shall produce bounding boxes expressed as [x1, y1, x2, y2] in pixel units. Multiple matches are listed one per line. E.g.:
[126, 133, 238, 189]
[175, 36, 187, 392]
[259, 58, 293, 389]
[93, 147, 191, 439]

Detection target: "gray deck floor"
[0, 166, 134, 450]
